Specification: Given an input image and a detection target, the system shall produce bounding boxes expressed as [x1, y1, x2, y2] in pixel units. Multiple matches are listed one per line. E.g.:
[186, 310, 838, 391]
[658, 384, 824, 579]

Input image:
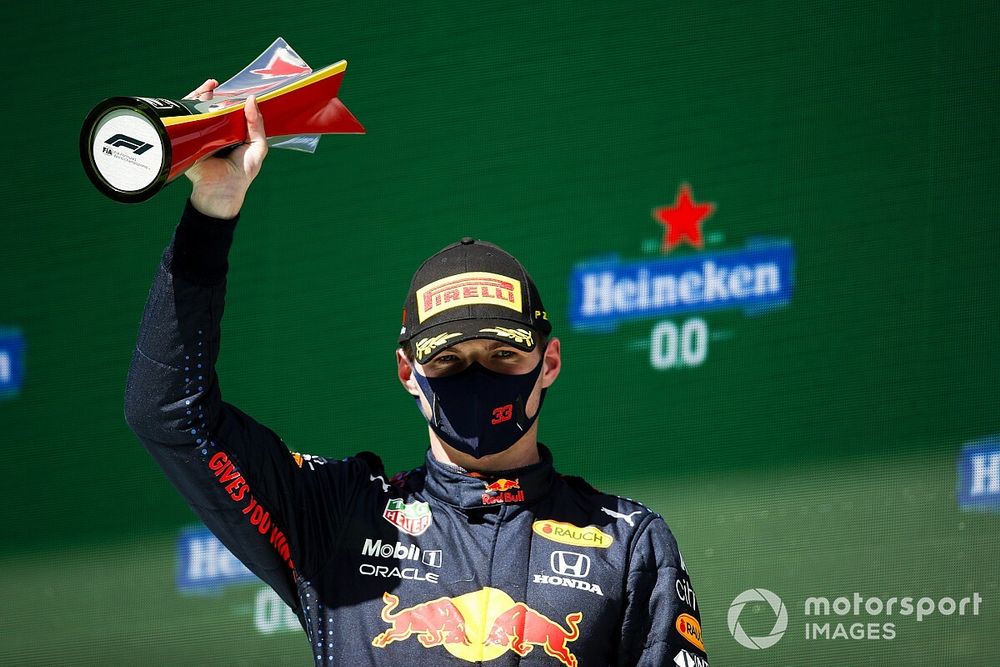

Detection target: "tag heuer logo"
[382, 499, 433, 536]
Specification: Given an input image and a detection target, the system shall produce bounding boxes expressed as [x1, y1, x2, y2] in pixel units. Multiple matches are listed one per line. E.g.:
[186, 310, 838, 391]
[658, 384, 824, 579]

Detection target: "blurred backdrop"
[1, 0, 998, 664]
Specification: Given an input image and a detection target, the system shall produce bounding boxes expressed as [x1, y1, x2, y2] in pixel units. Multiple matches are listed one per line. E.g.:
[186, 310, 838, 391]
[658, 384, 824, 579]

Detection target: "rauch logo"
[568, 184, 795, 370]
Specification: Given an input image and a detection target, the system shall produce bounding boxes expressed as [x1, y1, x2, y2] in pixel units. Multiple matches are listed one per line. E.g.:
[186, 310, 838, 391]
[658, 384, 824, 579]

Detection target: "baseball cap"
[398, 237, 552, 364]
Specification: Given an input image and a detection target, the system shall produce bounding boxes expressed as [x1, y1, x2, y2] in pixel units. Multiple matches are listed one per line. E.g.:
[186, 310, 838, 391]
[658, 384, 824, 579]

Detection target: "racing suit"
[123, 200, 709, 667]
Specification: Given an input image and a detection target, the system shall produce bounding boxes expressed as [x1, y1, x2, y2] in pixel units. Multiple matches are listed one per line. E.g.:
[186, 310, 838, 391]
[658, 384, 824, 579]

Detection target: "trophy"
[80, 38, 364, 203]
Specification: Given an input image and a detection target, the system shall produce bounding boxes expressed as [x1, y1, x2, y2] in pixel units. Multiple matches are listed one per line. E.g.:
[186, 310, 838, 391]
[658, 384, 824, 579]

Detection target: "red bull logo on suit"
[481, 478, 525, 505]
[372, 588, 582, 666]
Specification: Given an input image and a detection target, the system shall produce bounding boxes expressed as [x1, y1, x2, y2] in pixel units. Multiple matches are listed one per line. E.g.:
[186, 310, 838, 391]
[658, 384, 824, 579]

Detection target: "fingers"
[245, 96, 267, 145]
[185, 78, 218, 101]
[242, 95, 268, 177]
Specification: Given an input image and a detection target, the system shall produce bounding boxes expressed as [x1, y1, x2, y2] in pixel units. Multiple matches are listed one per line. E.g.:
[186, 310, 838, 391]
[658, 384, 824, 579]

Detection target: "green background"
[2, 0, 998, 664]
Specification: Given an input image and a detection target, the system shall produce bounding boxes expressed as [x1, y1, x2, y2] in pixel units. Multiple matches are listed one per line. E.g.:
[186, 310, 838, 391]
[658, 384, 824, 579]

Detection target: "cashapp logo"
[568, 184, 795, 370]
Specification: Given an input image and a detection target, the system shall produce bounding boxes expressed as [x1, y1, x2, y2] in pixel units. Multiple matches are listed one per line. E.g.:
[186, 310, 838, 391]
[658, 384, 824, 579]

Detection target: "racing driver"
[124, 81, 708, 667]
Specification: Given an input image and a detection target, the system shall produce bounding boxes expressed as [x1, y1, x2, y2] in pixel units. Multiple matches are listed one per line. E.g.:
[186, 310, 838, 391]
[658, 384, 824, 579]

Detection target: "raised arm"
[123, 85, 364, 613]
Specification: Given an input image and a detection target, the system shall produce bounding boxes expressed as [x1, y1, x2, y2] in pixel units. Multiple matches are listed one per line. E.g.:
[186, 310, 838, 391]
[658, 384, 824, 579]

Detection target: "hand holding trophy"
[79, 38, 364, 206]
[183, 80, 268, 219]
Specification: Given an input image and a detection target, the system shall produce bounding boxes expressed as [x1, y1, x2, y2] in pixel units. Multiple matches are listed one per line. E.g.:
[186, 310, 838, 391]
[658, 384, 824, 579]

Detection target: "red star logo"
[653, 184, 715, 253]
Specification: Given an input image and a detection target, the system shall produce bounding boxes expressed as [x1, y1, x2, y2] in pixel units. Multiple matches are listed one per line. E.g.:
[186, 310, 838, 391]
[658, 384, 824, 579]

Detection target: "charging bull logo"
[481, 478, 525, 505]
[485, 603, 582, 667]
[372, 588, 582, 666]
[484, 478, 520, 493]
[372, 593, 470, 648]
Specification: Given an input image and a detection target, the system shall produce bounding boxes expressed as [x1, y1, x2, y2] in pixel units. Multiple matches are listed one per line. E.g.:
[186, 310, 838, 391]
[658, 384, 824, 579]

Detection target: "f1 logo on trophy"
[79, 37, 364, 203]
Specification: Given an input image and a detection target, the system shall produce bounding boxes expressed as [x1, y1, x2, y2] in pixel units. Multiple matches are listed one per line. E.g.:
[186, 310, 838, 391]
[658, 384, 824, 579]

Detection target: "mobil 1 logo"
[359, 538, 442, 584]
[568, 183, 795, 371]
[362, 538, 442, 568]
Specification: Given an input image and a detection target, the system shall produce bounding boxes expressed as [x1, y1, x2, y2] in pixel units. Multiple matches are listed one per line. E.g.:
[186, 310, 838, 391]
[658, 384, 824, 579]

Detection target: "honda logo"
[550, 551, 590, 578]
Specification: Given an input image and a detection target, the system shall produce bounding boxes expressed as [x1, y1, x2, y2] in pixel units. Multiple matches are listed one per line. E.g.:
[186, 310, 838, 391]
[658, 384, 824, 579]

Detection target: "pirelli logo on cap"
[416, 272, 522, 323]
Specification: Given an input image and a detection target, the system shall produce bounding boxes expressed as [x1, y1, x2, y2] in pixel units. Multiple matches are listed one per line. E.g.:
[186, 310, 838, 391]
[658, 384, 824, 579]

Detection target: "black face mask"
[412, 357, 547, 459]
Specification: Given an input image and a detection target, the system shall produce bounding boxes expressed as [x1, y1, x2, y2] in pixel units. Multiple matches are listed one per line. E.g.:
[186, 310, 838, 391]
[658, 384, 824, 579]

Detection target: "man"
[124, 80, 708, 667]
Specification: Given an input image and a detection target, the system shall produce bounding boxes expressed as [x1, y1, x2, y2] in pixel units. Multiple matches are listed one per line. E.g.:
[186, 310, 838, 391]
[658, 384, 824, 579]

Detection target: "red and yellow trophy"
[79, 38, 364, 203]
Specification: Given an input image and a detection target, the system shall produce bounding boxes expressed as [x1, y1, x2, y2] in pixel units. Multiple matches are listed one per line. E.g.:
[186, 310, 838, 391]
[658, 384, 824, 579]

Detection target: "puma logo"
[601, 507, 643, 527]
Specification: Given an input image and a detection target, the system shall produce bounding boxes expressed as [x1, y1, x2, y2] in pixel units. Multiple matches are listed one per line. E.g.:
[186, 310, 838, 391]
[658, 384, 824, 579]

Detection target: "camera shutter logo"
[728, 588, 788, 649]
[551, 551, 590, 578]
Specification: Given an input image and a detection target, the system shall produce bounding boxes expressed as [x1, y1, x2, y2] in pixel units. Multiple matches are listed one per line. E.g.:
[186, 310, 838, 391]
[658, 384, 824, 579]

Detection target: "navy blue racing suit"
[123, 200, 708, 667]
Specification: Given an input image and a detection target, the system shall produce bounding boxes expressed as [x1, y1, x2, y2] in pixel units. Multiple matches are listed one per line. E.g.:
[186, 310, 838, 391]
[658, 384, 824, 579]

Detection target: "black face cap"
[398, 238, 552, 364]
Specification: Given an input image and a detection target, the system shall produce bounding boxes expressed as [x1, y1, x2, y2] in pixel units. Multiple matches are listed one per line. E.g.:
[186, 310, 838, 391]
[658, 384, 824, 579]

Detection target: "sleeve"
[617, 516, 708, 667]
[123, 199, 372, 614]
